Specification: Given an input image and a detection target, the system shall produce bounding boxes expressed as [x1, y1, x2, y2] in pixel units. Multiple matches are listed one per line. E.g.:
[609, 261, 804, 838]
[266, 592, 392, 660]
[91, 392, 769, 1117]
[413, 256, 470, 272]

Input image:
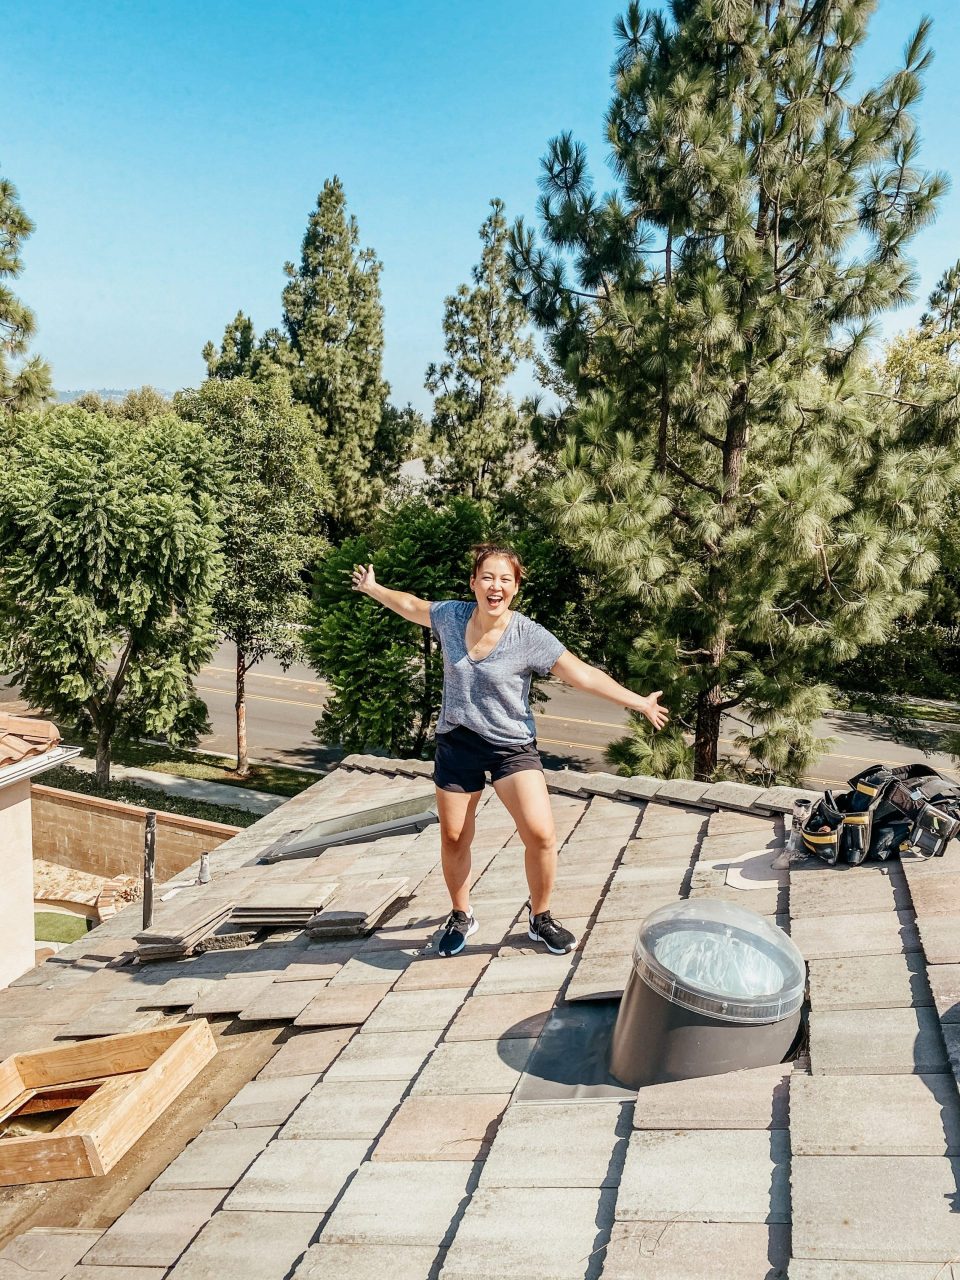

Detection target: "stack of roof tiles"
[0, 712, 60, 771]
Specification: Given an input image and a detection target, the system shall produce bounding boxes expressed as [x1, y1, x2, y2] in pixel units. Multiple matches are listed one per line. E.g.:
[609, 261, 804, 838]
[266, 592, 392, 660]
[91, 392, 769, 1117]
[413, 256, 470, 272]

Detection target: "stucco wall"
[0, 779, 36, 988]
[31, 785, 240, 884]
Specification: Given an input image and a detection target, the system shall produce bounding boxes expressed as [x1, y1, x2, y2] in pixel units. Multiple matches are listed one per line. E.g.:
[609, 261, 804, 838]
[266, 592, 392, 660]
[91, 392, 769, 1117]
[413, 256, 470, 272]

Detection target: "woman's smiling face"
[470, 554, 518, 618]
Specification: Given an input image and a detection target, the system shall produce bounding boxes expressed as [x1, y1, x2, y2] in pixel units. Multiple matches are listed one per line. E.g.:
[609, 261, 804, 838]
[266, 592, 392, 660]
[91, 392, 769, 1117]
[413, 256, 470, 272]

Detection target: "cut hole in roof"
[0, 1022, 216, 1185]
[261, 793, 438, 863]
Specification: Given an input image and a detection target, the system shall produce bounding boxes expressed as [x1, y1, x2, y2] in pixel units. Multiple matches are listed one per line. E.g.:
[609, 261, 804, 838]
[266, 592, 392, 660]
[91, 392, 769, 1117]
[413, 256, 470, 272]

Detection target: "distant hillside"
[56, 388, 172, 403]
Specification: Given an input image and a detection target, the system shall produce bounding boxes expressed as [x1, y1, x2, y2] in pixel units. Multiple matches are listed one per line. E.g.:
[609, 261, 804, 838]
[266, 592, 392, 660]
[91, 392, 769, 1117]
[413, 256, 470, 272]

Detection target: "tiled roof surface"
[1, 759, 959, 1278]
[0, 712, 60, 771]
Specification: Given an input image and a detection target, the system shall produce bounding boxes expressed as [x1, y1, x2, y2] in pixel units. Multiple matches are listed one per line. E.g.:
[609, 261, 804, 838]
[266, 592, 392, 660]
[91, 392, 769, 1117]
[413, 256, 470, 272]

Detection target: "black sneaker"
[438, 909, 479, 958]
[528, 908, 577, 955]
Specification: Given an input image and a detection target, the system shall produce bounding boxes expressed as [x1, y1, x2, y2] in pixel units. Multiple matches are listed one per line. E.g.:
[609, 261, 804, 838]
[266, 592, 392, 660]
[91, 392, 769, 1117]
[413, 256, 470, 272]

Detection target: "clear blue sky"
[7, 1, 960, 412]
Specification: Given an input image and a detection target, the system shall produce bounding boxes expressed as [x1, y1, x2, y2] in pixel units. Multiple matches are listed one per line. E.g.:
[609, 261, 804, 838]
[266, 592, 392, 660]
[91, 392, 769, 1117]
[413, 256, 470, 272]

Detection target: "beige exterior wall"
[0, 779, 36, 988]
[31, 785, 240, 884]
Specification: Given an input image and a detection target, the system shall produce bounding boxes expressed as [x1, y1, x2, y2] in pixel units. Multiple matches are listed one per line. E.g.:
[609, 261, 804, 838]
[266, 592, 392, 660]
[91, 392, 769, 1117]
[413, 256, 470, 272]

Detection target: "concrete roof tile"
[613, 774, 663, 801]
[441, 1186, 617, 1280]
[323, 1160, 477, 1249]
[293, 1244, 443, 1280]
[654, 779, 713, 806]
[791, 1154, 960, 1264]
[753, 784, 821, 813]
[165, 1209, 318, 1280]
[617, 1129, 791, 1224]
[373, 1093, 509, 1163]
[602, 1221, 790, 1280]
[701, 780, 767, 811]
[791, 1074, 960, 1156]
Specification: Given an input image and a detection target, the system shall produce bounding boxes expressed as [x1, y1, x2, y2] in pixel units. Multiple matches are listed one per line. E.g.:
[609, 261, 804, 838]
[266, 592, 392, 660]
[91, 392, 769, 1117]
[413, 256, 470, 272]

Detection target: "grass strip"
[35, 911, 90, 944]
[41, 765, 257, 828]
[64, 734, 332, 798]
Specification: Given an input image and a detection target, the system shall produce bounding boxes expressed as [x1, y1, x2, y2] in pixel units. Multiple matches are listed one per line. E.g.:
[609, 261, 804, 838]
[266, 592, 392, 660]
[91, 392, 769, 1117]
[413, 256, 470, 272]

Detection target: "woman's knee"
[524, 829, 557, 857]
[441, 830, 473, 859]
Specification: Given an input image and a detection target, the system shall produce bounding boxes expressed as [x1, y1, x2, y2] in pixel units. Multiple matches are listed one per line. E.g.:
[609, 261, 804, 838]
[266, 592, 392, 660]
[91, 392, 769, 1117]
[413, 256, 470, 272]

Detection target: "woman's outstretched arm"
[549, 650, 669, 730]
[350, 564, 433, 628]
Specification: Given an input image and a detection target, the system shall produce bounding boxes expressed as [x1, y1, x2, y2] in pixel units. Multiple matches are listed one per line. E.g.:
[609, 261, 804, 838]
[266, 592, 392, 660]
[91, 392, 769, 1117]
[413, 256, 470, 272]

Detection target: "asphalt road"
[197, 642, 960, 787]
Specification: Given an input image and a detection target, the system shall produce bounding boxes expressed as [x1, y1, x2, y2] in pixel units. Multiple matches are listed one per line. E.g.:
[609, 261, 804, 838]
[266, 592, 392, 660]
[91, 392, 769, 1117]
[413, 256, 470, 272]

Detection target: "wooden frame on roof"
[0, 1021, 216, 1185]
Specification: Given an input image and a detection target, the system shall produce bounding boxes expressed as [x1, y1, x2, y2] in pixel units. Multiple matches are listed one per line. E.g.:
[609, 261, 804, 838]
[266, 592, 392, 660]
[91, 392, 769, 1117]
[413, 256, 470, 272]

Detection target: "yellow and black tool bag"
[802, 763, 960, 865]
[800, 792, 844, 865]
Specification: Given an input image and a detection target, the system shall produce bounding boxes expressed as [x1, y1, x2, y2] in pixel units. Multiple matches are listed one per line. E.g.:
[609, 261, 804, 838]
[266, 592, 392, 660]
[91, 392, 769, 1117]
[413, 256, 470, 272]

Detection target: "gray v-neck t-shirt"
[430, 599, 566, 745]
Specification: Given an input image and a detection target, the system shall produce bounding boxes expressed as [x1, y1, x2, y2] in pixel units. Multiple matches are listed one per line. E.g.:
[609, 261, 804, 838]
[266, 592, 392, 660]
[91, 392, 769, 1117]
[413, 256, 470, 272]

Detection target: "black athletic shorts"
[433, 725, 543, 793]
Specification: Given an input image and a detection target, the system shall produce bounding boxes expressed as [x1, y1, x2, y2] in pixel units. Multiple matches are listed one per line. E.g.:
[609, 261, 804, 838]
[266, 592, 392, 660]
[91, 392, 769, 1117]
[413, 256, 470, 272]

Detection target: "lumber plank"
[56, 1072, 141, 1137]
[0, 1057, 26, 1113]
[0, 1022, 216, 1184]
[0, 1131, 94, 1186]
[90, 1020, 216, 1171]
[15, 1026, 183, 1089]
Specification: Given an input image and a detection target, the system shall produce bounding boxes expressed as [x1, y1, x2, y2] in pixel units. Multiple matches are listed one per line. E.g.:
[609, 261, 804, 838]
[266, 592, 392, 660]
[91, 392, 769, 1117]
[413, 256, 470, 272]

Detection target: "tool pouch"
[907, 804, 960, 859]
[801, 792, 844, 865]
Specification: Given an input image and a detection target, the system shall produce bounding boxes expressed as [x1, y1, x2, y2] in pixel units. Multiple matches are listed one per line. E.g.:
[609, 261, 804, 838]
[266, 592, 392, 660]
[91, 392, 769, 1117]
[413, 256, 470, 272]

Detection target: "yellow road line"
[535, 710, 628, 731]
[193, 680, 955, 777]
[537, 734, 606, 752]
[196, 685, 325, 709]
[204, 665, 328, 692]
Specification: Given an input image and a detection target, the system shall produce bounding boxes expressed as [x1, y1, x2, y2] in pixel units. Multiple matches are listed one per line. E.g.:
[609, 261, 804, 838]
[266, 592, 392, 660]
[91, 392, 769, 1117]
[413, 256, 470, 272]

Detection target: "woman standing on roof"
[351, 543, 669, 958]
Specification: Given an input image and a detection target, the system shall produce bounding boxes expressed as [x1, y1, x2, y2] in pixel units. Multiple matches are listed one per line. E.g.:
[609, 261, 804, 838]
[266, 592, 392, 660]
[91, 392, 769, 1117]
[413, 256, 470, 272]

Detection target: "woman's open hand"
[350, 563, 376, 594]
[638, 690, 669, 731]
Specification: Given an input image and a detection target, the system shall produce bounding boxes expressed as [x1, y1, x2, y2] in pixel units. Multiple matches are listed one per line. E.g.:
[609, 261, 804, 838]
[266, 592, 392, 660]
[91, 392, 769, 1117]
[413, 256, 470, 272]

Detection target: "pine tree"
[425, 200, 533, 499]
[274, 178, 391, 534]
[511, 1, 953, 781]
[0, 405, 222, 782]
[202, 311, 269, 381]
[0, 172, 51, 415]
[920, 261, 960, 347]
[836, 262, 960, 725]
[176, 377, 324, 776]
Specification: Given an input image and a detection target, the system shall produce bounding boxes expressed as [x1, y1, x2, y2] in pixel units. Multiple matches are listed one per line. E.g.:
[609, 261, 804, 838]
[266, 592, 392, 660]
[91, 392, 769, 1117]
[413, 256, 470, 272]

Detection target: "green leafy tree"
[175, 377, 324, 775]
[306, 495, 591, 757]
[272, 178, 393, 533]
[511, 1, 952, 782]
[425, 200, 534, 498]
[74, 386, 171, 424]
[307, 498, 489, 756]
[0, 406, 222, 782]
[0, 172, 51, 414]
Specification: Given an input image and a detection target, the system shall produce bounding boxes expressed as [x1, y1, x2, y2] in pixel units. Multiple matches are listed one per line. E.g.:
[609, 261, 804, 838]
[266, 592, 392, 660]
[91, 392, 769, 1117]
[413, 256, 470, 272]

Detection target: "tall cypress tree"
[276, 178, 390, 535]
[512, 1, 953, 781]
[425, 199, 533, 499]
[0, 172, 51, 415]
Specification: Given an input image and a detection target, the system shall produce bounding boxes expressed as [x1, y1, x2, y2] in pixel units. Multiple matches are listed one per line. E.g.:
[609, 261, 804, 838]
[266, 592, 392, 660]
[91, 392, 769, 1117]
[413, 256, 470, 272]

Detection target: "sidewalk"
[68, 757, 284, 815]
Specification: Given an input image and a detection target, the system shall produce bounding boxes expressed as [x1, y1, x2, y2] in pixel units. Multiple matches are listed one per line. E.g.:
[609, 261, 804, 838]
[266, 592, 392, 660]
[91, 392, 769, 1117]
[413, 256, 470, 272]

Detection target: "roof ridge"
[335, 753, 819, 816]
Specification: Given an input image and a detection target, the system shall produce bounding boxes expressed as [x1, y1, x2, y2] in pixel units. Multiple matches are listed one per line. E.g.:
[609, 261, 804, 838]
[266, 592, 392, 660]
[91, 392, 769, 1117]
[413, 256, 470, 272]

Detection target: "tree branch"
[665, 454, 721, 499]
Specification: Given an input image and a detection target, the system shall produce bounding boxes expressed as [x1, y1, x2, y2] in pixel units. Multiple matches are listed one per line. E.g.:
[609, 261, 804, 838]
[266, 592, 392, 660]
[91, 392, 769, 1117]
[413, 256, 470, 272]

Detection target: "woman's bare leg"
[492, 769, 558, 915]
[435, 785, 483, 913]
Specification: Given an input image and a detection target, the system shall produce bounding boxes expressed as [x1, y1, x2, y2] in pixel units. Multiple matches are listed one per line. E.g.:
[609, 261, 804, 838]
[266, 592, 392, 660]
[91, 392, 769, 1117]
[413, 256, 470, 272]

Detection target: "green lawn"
[35, 911, 89, 944]
[69, 735, 332, 798]
[844, 698, 960, 726]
